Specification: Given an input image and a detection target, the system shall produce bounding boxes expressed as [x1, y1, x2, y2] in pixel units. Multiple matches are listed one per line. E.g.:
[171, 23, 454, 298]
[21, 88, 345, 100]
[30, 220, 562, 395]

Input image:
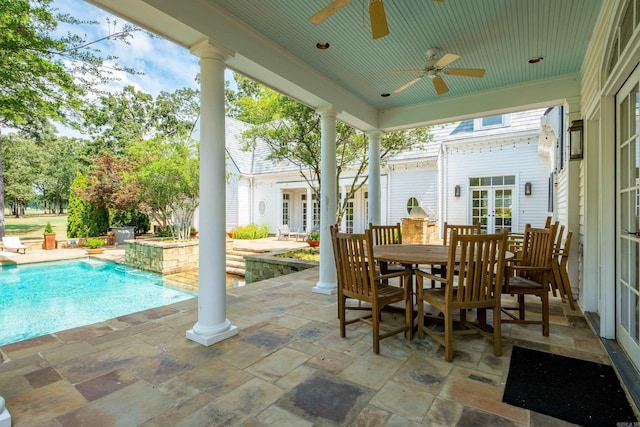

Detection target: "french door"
[470, 185, 513, 234]
[616, 65, 640, 368]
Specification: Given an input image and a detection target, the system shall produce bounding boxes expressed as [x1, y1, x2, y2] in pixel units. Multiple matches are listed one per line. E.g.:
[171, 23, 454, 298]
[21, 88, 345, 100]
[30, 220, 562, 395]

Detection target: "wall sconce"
[524, 182, 532, 196]
[569, 119, 584, 160]
[454, 185, 461, 197]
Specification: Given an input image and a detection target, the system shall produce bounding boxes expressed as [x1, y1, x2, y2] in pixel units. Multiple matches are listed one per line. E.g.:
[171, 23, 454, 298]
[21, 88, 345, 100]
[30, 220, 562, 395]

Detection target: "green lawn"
[4, 215, 68, 240]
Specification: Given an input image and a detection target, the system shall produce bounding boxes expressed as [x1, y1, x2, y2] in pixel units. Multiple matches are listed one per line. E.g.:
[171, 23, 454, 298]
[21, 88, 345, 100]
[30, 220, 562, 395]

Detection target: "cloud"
[53, 0, 200, 96]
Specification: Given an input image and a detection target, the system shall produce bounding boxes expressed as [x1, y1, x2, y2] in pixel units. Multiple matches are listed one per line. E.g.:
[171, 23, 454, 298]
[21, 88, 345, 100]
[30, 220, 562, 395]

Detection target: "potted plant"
[190, 226, 198, 237]
[43, 221, 56, 250]
[306, 229, 320, 247]
[85, 237, 105, 254]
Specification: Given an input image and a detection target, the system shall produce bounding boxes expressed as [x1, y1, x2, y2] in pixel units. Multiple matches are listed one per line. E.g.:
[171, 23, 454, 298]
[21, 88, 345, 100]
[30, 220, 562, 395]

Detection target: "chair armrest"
[414, 269, 448, 286]
[374, 269, 410, 282]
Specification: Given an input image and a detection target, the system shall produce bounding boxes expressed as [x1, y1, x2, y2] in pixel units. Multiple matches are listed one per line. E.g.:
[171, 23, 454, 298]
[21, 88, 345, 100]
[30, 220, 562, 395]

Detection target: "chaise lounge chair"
[2, 236, 27, 254]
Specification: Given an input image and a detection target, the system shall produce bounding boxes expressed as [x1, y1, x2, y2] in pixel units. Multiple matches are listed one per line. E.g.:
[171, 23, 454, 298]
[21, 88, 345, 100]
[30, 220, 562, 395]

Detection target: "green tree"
[128, 136, 200, 240]
[1, 134, 43, 216]
[83, 85, 200, 156]
[0, 0, 143, 236]
[67, 172, 109, 238]
[226, 73, 430, 222]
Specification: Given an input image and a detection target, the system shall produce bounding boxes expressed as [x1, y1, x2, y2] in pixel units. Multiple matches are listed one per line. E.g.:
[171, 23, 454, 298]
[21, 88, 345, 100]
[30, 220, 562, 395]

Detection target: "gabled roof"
[197, 108, 547, 176]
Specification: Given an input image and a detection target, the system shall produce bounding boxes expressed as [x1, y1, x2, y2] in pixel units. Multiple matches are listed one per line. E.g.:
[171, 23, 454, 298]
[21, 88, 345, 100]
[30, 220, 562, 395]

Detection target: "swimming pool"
[0, 258, 196, 346]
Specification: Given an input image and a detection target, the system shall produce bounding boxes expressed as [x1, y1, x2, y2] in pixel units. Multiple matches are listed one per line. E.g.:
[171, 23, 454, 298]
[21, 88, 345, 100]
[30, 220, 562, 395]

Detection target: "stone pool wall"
[125, 239, 198, 274]
[244, 252, 318, 284]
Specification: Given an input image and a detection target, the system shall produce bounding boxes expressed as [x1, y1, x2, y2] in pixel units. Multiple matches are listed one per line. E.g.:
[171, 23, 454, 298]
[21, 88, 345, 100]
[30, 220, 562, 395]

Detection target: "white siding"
[388, 165, 438, 223]
[252, 177, 287, 234]
[237, 179, 251, 228]
[225, 174, 239, 231]
[445, 138, 551, 232]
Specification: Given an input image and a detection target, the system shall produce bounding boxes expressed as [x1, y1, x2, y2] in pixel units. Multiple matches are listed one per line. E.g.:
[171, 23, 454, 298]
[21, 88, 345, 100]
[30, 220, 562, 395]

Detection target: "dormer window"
[473, 114, 511, 130]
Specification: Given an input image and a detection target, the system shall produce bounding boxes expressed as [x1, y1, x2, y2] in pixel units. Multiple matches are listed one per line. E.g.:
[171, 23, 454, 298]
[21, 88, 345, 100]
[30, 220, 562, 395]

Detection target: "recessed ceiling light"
[316, 41, 330, 50]
[528, 56, 544, 64]
[381, 93, 390, 97]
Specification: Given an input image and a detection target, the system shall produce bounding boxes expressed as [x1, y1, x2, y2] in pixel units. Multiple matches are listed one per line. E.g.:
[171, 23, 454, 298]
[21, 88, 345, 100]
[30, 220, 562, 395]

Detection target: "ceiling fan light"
[428, 69, 438, 79]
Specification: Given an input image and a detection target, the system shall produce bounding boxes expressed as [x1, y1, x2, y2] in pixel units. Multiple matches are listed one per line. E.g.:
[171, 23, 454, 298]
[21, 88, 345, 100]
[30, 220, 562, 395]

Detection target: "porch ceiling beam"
[379, 73, 581, 131]
[97, 0, 379, 131]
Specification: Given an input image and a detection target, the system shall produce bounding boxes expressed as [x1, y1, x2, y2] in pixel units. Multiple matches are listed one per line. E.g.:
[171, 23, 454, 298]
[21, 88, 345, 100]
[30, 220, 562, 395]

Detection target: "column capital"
[564, 95, 581, 115]
[365, 129, 383, 139]
[190, 39, 234, 62]
[316, 105, 339, 118]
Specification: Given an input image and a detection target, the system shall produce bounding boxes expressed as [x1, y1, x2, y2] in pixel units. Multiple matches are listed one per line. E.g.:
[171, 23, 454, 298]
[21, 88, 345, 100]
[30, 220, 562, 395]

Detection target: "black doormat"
[503, 346, 637, 427]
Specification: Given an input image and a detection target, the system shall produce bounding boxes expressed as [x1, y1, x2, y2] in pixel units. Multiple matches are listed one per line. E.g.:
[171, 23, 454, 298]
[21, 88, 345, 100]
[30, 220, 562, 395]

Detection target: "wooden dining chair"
[502, 223, 557, 336]
[551, 231, 575, 310]
[414, 229, 508, 362]
[430, 222, 482, 286]
[330, 225, 413, 354]
[369, 222, 404, 275]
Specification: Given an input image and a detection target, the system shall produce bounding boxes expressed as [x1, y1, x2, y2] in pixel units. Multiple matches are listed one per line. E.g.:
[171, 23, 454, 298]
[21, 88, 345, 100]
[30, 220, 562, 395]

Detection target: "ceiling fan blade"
[435, 53, 460, 68]
[394, 76, 424, 93]
[309, 0, 351, 25]
[432, 75, 449, 95]
[369, 0, 389, 39]
[391, 69, 424, 74]
[445, 68, 486, 78]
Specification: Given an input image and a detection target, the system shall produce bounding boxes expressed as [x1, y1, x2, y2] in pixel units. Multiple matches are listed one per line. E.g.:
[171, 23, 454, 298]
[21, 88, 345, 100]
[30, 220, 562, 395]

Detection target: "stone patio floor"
[0, 242, 638, 426]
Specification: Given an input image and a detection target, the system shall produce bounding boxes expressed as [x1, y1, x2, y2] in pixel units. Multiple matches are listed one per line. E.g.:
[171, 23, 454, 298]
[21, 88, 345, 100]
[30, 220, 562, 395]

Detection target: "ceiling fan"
[392, 48, 486, 95]
[309, 0, 447, 39]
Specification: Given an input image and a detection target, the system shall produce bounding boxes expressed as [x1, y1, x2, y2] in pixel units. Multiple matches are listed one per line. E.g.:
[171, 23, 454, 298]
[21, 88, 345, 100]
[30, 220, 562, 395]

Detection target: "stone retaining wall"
[125, 239, 198, 274]
[244, 252, 318, 283]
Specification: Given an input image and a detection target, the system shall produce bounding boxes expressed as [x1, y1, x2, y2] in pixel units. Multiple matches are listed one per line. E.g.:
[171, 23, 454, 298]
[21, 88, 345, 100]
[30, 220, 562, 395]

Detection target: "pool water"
[0, 258, 196, 346]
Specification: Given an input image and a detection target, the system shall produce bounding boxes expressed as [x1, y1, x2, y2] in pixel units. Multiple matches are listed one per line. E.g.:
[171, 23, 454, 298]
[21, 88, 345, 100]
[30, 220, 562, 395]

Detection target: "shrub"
[306, 229, 320, 240]
[67, 173, 110, 238]
[111, 208, 151, 234]
[85, 238, 104, 249]
[155, 226, 173, 238]
[231, 224, 269, 239]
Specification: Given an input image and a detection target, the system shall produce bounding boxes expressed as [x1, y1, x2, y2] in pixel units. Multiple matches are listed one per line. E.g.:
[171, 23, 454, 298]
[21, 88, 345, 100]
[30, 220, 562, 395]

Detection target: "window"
[364, 191, 369, 225]
[313, 194, 320, 228]
[407, 197, 420, 214]
[473, 114, 511, 130]
[302, 194, 307, 229]
[282, 193, 290, 225]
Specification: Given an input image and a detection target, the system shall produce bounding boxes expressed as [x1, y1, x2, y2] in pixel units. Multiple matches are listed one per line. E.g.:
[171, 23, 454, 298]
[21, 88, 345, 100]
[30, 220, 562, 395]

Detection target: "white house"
[215, 107, 554, 237]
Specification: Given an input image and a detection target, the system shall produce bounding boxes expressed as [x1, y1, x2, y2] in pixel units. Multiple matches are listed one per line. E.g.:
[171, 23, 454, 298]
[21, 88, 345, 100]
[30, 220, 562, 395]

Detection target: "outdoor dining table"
[373, 243, 513, 330]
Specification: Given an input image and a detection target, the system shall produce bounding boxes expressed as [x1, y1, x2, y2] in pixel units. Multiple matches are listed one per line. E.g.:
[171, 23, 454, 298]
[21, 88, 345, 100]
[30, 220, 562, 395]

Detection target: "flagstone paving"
[0, 245, 637, 426]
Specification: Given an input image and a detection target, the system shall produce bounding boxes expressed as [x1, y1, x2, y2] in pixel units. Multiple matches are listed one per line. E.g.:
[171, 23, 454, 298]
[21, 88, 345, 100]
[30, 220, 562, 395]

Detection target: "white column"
[0, 397, 11, 427]
[340, 184, 347, 230]
[366, 130, 382, 225]
[313, 106, 338, 295]
[306, 187, 313, 232]
[186, 40, 238, 345]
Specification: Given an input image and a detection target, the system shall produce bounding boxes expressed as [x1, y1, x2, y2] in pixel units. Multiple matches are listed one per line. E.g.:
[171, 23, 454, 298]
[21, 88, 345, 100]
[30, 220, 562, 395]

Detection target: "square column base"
[312, 284, 337, 295]
[0, 408, 10, 427]
[186, 325, 238, 346]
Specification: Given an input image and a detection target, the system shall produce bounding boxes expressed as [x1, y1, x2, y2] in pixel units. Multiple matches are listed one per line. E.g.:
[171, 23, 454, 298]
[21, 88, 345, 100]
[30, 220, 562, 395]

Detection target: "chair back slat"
[443, 222, 481, 245]
[519, 223, 557, 283]
[331, 226, 376, 299]
[447, 229, 507, 305]
[369, 223, 402, 245]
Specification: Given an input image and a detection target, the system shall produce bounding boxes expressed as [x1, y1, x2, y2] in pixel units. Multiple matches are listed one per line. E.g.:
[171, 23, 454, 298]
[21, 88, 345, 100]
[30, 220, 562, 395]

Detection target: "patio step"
[225, 249, 261, 277]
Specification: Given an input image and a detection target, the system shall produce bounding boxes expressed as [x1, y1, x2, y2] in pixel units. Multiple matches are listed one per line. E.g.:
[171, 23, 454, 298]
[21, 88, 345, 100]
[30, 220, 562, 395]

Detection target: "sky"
[53, 0, 202, 96]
